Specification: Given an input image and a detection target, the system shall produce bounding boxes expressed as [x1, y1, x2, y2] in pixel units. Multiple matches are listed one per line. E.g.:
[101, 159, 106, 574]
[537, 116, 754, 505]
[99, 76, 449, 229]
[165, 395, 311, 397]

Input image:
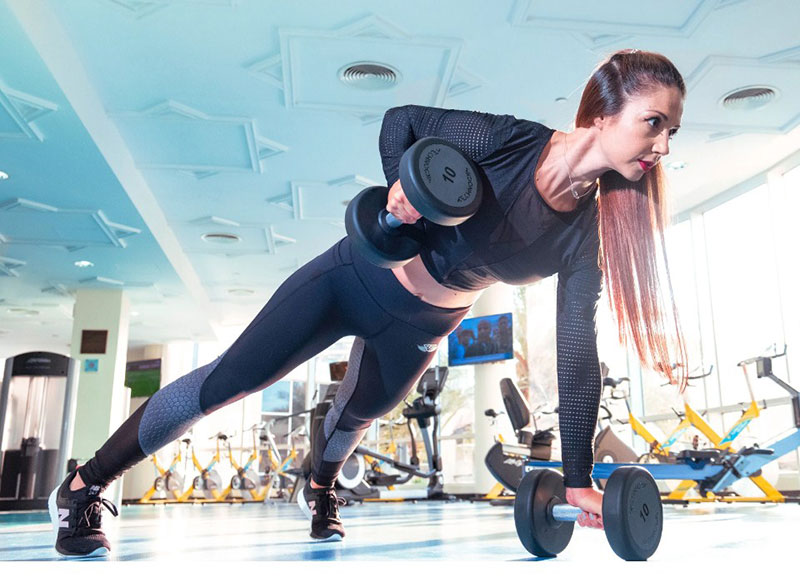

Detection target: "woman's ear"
[593, 115, 606, 130]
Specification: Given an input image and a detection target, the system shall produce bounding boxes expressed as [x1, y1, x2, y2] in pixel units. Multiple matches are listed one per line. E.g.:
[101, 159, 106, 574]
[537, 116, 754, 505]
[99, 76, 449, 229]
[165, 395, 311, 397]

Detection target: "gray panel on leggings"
[138, 355, 223, 455]
[323, 337, 365, 441]
[322, 428, 367, 462]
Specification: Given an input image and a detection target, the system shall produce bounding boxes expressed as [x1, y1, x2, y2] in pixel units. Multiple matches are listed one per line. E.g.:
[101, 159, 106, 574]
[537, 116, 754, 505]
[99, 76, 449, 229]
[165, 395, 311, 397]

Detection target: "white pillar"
[69, 289, 130, 503]
[471, 284, 515, 494]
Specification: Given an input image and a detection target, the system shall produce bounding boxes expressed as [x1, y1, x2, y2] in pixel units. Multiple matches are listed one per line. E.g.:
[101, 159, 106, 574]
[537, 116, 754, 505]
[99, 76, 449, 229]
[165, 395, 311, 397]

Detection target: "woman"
[50, 49, 688, 556]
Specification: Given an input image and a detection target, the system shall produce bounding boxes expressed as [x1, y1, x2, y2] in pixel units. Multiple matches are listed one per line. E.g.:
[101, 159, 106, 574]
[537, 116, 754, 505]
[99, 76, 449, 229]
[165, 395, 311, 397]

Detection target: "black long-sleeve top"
[378, 105, 603, 488]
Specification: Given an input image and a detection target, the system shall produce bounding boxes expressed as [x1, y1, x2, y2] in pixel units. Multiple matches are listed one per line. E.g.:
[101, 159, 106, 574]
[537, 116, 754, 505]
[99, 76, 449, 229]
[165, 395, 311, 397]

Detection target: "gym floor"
[0, 499, 797, 565]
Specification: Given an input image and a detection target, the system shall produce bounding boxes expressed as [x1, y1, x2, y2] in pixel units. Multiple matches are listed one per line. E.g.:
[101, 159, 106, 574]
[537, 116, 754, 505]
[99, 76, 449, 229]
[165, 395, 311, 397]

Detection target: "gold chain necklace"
[562, 132, 596, 200]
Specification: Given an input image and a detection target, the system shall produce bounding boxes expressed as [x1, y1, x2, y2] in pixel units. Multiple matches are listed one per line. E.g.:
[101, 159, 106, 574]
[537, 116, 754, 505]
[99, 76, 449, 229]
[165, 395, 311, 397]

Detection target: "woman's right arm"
[378, 105, 512, 222]
[378, 105, 511, 186]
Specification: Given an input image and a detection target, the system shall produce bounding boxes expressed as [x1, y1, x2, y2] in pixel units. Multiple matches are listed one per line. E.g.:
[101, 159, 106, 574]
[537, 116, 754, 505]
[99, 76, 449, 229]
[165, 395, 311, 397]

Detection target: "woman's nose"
[653, 130, 670, 156]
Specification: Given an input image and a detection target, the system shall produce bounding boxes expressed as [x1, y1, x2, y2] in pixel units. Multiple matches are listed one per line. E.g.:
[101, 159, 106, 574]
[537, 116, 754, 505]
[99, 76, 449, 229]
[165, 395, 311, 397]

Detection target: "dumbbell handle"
[378, 209, 405, 231]
[551, 503, 585, 522]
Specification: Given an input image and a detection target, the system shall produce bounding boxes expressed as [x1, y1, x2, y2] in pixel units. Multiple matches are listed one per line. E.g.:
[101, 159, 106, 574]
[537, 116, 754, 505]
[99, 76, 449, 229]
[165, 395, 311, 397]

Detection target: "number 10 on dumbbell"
[345, 138, 484, 267]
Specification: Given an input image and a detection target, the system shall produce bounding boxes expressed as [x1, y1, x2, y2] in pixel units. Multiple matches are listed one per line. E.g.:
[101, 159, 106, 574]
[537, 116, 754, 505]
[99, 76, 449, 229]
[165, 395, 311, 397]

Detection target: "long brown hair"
[576, 50, 688, 392]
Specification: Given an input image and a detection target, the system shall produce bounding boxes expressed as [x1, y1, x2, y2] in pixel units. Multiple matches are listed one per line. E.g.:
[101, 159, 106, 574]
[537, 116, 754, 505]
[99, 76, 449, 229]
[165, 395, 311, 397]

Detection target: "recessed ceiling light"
[131, 311, 140, 317]
[0, 171, 8, 180]
[74, 260, 94, 268]
[665, 161, 688, 171]
[555, 97, 568, 103]
[227, 288, 255, 297]
[202, 232, 241, 244]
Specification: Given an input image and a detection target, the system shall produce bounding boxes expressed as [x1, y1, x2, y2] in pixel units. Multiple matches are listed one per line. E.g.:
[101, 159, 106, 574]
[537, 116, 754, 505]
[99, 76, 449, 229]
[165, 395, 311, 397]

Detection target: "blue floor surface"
[1, 498, 798, 563]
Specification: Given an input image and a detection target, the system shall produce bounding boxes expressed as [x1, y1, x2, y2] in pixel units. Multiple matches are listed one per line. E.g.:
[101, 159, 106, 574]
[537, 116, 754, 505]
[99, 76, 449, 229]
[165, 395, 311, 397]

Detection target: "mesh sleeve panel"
[555, 234, 603, 488]
[378, 105, 508, 186]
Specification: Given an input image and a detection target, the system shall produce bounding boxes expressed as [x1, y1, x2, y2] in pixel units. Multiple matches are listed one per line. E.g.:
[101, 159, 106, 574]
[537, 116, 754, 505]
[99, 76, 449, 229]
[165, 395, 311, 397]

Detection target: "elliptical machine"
[303, 366, 448, 503]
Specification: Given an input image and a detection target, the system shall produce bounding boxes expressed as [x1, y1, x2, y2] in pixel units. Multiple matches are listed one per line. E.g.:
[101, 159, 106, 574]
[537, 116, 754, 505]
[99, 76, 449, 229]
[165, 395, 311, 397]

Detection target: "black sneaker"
[297, 480, 346, 541]
[48, 469, 119, 558]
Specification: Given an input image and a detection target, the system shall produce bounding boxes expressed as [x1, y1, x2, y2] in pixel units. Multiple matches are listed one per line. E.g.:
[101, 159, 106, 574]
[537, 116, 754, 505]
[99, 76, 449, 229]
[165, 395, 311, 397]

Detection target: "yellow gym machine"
[139, 438, 191, 504]
[665, 356, 783, 502]
[177, 432, 226, 502]
[218, 424, 268, 502]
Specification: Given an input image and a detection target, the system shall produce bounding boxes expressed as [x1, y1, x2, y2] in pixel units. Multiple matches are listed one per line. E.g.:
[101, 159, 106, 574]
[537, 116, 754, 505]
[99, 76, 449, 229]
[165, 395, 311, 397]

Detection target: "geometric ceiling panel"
[103, 0, 235, 20]
[246, 54, 284, 91]
[0, 198, 141, 251]
[276, 14, 462, 117]
[288, 175, 379, 227]
[0, 84, 59, 141]
[509, 0, 717, 37]
[761, 44, 800, 66]
[683, 56, 800, 134]
[41, 282, 74, 298]
[570, 32, 634, 51]
[183, 219, 297, 257]
[113, 101, 288, 179]
[717, 0, 749, 8]
[0, 256, 26, 277]
[447, 67, 484, 99]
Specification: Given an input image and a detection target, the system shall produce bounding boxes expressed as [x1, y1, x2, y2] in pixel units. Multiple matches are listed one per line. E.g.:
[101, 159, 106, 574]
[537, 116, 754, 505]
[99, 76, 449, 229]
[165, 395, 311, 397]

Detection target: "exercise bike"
[303, 366, 448, 503]
[261, 410, 309, 501]
[483, 378, 557, 494]
[218, 425, 268, 502]
[481, 369, 652, 495]
[600, 363, 716, 464]
[178, 432, 226, 502]
[139, 438, 191, 503]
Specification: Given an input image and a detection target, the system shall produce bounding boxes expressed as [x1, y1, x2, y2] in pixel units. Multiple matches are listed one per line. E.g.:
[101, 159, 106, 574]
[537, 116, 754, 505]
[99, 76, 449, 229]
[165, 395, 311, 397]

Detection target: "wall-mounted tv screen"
[447, 312, 513, 367]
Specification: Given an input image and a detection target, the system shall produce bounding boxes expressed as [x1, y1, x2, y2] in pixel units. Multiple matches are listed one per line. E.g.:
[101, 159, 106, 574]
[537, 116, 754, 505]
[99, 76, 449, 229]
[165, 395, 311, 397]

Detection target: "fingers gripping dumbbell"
[345, 137, 484, 268]
[514, 466, 663, 561]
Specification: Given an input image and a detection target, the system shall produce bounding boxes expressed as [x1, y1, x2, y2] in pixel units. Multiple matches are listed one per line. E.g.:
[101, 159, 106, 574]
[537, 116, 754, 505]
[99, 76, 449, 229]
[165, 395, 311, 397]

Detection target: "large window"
[703, 185, 784, 407]
[780, 166, 800, 383]
[634, 220, 706, 446]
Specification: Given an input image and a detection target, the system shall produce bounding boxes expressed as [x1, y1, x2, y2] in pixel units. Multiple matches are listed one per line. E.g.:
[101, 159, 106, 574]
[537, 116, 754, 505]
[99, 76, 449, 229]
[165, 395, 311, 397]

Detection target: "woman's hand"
[565, 486, 604, 529]
[385, 179, 422, 224]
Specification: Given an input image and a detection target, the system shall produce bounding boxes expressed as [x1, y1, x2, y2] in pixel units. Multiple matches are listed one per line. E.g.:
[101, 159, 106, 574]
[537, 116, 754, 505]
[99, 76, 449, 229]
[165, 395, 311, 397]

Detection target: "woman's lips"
[638, 160, 653, 171]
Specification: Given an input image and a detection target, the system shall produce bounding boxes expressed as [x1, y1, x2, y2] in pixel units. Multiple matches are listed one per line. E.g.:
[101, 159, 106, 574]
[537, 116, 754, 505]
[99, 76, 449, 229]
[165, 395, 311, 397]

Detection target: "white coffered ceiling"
[1, 0, 799, 357]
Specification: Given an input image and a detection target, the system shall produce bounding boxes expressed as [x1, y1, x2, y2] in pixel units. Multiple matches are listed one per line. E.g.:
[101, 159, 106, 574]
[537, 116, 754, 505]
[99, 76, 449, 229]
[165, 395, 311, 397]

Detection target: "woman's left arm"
[555, 233, 603, 490]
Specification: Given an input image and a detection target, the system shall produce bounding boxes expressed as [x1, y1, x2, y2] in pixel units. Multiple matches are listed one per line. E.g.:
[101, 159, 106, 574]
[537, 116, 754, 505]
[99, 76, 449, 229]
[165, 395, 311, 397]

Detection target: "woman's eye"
[647, 117, 661, 128]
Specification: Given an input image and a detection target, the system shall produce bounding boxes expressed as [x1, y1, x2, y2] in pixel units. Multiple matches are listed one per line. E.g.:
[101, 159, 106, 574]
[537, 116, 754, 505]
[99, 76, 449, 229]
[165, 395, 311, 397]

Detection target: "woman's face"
[596, 84, 684, 182]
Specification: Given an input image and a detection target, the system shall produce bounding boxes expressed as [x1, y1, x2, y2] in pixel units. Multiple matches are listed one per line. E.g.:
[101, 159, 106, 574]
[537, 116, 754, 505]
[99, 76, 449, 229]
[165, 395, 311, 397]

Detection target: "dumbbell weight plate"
[399, 137, 483, 225]
[514, 469, 574, 557]
[602, 466, 663, 561]
[154, 476, 165, 492]
[345, 186, 424, 268]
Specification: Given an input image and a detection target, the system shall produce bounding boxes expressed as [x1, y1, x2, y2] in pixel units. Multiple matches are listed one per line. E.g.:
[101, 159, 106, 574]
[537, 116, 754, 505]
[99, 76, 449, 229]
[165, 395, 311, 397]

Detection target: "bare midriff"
[391, 255, 483, 309]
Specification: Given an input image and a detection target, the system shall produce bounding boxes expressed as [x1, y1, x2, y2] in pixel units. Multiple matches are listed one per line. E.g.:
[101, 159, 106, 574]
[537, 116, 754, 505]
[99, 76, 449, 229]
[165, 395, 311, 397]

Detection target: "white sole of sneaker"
[297, 484, 313, 521]
[297, 483, 343, 542]
[48, 485, 109, 558]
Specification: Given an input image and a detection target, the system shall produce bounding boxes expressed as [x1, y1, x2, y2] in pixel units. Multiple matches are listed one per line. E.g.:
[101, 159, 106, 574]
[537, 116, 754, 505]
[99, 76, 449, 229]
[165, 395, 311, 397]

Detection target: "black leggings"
[79, 238, 470, 489]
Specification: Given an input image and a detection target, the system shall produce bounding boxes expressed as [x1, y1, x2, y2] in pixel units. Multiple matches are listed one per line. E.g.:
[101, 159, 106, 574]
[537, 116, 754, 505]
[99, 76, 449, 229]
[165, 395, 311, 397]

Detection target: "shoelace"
[321, 491, 346, 522]
[79, 497, 119, 529]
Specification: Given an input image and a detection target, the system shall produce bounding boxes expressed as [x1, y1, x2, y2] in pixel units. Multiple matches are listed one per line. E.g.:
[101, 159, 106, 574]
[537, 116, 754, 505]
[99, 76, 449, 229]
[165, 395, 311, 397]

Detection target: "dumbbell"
[345, 137, 483, 268]
[514, 466, 663, 561]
